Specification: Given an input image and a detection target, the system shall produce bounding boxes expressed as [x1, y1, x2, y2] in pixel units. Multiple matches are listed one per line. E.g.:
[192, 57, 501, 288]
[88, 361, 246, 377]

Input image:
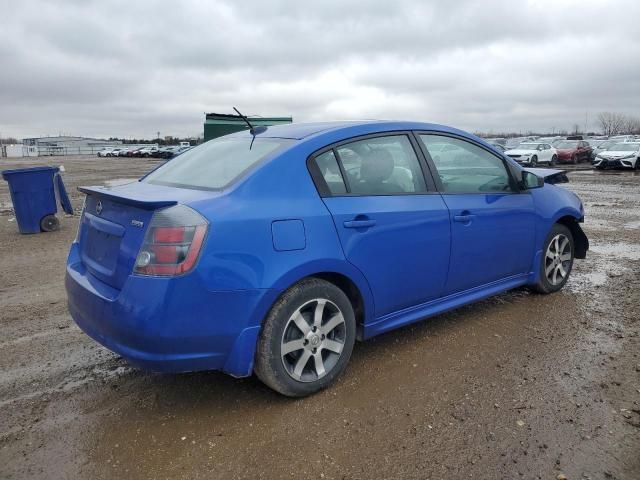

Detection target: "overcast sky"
[1, 0, 639, 139]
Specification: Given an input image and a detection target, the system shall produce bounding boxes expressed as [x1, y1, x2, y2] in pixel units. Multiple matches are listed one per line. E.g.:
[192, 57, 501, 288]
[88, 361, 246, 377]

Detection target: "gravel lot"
[0, 156, 639, 479]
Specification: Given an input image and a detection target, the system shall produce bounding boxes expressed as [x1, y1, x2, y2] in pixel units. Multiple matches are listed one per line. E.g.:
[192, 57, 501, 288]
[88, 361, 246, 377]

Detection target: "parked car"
[136, 146, 159, 157]
[593, 142, 640, 170]
[97, 147, 116, 157]
[115, 148, 131, 157]
[66, 121, 588, 397]
[589, 139, 616, 160]
[554, 140, 592, 164]
[505, 142, 558, 166]
[156, 146, 187, 159]
[126, 147, 146, 157]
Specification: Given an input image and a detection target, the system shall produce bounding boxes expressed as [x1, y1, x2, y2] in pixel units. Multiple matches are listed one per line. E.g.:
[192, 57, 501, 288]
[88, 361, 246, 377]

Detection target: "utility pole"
[584, 111, 589, 134]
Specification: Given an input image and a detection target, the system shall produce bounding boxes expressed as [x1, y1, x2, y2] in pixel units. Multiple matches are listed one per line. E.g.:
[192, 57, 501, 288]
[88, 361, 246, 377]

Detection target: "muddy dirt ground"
[0, 156, 638, 480]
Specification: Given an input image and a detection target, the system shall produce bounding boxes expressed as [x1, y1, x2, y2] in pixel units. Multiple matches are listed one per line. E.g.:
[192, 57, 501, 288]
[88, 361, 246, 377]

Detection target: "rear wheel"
[255, 278, 356, 397]
[40, 214, 60, 232]
[532, 224, 574, 294]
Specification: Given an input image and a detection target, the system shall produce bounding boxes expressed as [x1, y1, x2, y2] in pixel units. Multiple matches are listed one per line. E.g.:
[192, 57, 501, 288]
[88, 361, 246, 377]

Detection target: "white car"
[505, 142, 558, 167]
[97, 147, 116, 157]
[593, 142, 640, 170]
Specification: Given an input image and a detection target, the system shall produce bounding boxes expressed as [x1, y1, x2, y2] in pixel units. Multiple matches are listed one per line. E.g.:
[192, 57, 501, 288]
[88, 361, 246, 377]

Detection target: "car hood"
[505, 149, 536, 155]
[556, 149, 577, 155]
[599, 150, 637, 158]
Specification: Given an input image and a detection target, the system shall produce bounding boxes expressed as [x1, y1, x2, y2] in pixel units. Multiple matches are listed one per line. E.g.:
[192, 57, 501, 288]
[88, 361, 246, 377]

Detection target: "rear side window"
[144, 137, 293, 190]
[419, 134, 513, 194]
[313, 150, 347, 194]
[336, 135, 427, 195]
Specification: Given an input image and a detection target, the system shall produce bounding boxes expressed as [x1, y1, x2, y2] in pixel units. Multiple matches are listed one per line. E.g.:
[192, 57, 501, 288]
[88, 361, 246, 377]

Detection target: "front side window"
[335, 135, 427, 195]
[144, 137, 293, 190]
[419, 134, 513, 194]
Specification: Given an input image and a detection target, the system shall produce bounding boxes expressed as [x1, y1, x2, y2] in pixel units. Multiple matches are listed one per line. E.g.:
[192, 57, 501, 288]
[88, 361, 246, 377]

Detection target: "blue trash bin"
[2, 166, 72, 234]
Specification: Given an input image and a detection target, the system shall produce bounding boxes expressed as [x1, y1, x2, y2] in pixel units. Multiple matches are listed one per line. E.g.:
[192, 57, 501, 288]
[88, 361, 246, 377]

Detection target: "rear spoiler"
[523, 167, 569, 185]
[78, 186, 177, 210]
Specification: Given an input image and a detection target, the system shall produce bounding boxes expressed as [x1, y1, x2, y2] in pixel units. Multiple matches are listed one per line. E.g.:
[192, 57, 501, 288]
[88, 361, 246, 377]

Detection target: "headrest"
[360, 148, 394, 183]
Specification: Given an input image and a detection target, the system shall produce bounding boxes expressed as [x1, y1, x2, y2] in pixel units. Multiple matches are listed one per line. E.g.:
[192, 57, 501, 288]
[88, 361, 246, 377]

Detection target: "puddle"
[590, 242, 640, 260]
[623, 220, 640, 229]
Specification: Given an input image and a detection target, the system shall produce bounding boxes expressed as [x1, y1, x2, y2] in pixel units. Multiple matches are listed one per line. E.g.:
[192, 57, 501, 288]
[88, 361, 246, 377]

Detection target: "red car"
[555, 140, 592, 164]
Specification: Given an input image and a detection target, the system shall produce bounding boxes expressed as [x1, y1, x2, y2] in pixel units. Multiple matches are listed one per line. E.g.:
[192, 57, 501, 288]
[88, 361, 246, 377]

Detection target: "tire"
[531, 223, 574, 294]
[572, 155, 578, 165]
[254, 278, 356, 397]
[531, 156, 538, 167]
[550, 155, 557, 166]
[635, 158, 640, 170]
[40, 214, 60, 232]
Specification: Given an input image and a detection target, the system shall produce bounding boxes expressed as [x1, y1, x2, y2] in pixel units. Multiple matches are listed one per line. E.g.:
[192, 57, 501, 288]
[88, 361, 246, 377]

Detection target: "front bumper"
[593, 157, 635, 169]
[65, 243, 276, 376]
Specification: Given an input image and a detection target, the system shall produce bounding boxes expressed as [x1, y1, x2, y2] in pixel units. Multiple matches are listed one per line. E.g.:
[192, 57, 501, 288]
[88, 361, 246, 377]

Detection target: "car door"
[309, 133, 451, 318]
[416, 133, 536, 294]
[541, 144, 551, 163]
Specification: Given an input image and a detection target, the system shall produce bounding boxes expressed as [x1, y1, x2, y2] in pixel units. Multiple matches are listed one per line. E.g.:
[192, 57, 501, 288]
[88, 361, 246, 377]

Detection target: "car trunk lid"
[76, 181, 212, 290]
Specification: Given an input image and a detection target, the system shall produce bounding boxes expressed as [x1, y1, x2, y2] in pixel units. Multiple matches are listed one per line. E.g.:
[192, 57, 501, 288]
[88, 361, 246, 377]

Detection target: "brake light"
[134, 205, 208, 276]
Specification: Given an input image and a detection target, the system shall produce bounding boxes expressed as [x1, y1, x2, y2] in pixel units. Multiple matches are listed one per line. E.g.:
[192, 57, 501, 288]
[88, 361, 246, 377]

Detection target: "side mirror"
[521, 170, 544, 189]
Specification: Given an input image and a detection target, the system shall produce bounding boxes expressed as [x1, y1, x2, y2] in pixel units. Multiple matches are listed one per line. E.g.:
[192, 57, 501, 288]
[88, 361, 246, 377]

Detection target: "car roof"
[226, 120, 475, 142]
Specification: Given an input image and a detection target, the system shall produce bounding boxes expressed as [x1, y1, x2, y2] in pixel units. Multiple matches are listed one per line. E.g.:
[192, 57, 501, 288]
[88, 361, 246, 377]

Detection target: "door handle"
[453, 212, 476, 223]
[343, 219, 376, 229]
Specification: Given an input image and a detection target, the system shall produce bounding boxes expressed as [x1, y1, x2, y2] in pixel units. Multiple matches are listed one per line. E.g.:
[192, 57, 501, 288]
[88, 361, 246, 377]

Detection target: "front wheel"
[531, 224, 574, 294]
[635, 158, 640, 170]
[254, 278, 356, 397]
[550, 155, 557, 166]
[572, 155, 578, 165]
[531, 156, 538, 167]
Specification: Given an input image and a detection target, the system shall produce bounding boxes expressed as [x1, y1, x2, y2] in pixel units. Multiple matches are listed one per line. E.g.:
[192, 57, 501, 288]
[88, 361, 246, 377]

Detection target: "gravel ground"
[0, 156, 638, 479]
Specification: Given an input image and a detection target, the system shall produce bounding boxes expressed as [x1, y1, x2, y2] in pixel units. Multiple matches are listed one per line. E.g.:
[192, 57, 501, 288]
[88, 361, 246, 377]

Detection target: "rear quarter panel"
[186, 141, 376, 327]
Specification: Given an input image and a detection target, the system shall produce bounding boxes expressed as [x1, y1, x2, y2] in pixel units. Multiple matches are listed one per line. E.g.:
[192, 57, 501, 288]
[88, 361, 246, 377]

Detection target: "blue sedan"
[65, 121, 588, 396]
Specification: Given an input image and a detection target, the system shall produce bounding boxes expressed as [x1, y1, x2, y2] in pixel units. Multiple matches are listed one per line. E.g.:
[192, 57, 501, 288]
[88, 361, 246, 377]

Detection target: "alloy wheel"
[544, 234, 572, 285]
[280, 299, 346, 382]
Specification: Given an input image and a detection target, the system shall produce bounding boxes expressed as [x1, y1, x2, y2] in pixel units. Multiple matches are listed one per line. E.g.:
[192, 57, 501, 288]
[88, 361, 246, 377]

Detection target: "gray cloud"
[0, 0, 638, 139]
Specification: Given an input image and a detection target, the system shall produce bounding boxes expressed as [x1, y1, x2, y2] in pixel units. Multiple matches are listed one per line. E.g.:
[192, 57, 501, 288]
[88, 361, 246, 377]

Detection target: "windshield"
[598, 141, 615, 149]
[610, 143, 639, 152]
[144, 137, 293, 190]
[555, 141, 578, 149]
[518, 143, 543, 150]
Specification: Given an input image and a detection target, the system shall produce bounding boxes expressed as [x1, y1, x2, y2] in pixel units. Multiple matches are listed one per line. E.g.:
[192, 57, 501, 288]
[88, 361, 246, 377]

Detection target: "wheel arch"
[269, 262, 375, 338]
[555, 215, 588, 259]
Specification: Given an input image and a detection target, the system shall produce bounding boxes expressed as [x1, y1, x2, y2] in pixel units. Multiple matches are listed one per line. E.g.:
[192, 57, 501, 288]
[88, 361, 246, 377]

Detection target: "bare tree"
[597, 112, 627, 136]
[621, 115, 640, 135]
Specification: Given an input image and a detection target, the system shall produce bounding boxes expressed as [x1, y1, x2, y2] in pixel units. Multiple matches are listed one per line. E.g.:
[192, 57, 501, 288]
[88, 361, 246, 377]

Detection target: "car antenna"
[233, 107, 267, 150]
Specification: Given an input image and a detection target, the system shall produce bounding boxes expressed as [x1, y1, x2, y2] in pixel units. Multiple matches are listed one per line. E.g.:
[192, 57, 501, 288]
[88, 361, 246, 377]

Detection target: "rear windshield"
[143, 137, 293, 190]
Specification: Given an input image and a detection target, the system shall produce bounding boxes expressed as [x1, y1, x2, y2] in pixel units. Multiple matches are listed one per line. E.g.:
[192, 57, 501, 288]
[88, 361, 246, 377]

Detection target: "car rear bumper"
[65, 242, 277, 376]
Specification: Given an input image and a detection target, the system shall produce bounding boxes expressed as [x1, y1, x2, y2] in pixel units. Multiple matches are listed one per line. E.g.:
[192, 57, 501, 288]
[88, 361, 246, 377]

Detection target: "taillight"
[134, 205, 208, 276]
